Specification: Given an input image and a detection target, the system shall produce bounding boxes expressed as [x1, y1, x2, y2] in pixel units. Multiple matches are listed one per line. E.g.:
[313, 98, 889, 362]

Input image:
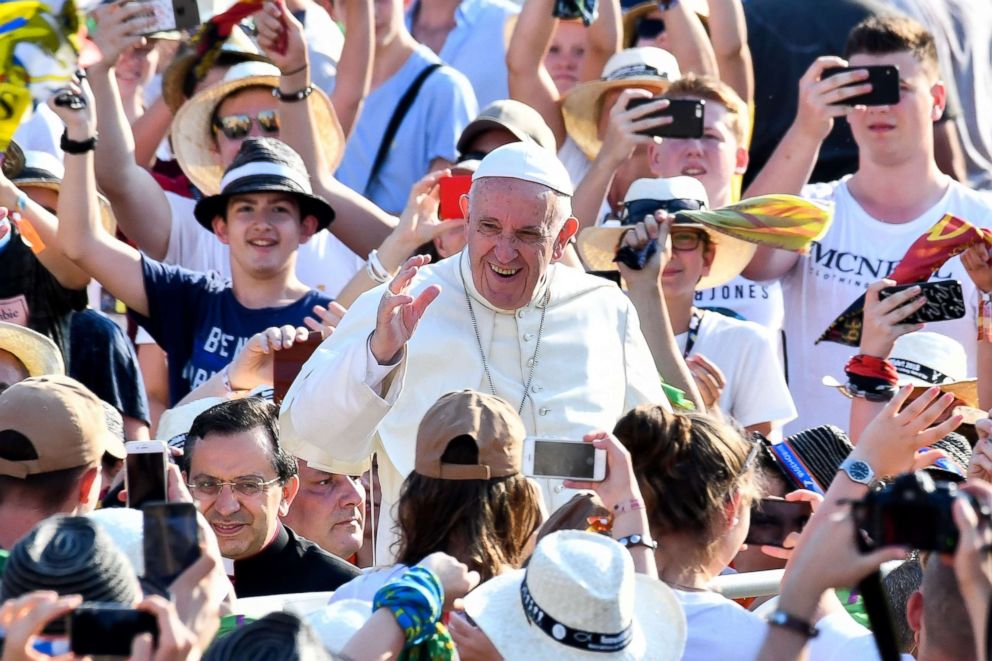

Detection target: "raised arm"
[579, 0, 621, 84]
[706, 0, 753, 105]
[52, 81, 149, 316]
[506, 0, 566, 147]
[744, 56, 868, 198]
[0, 174, 89, 289]
[328, 0, 374, 137]
[256, 0, 395, 257]
[130, 95, 174, 168]
[87, 1, 175, 260]
[657, 3, 717, 78]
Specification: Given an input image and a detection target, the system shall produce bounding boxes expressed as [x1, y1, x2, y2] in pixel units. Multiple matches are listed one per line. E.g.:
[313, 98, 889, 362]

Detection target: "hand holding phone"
[69, 603, 158, 656]
[821, 65, 900, 106]
[878, 280, 966, 325]
[524, 437, 607, 481]
[143, 502, 201, 591]
[745, 498, 813, 548]
[626, 97, 705, 139]
[125, 441, 168, 509]
[133, 0, 201, 35]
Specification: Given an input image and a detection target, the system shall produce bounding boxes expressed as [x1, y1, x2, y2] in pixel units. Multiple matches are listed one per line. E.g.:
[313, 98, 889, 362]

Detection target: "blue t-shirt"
[335, 45, 478, 214]
[131, 258, 332, 405]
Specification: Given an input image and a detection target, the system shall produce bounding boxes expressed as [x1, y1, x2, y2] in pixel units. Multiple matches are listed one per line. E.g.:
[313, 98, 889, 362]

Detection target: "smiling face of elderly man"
[459, 177, 579, 311]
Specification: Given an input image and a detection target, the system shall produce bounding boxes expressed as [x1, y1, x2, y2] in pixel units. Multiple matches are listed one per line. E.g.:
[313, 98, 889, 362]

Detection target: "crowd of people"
[1, 0, 992, 658]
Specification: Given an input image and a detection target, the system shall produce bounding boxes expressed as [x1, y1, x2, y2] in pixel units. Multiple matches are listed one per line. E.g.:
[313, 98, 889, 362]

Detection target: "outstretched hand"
[859, 279, 925, 359]
[227, 324, 311, 392]
[961, 243, 992, 295]
[369, 255, 440, 364]
[86, 0, 156, 69]
[255, 0, 304, 71]
[616, 211, 674, 291]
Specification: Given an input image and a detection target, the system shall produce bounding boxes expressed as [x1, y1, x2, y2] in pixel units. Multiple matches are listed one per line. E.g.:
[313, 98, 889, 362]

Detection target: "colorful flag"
[679, 194, 833, 254]
[818, 214, 992, 346]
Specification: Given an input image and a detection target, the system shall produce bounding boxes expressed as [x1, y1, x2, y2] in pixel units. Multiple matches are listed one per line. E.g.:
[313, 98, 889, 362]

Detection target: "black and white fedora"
[193, 137, 335, 233]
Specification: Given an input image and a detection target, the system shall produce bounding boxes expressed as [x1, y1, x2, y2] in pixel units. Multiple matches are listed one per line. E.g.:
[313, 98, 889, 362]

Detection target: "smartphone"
[135, 0, 201, 34]
[822, 65, 900, 106]
[878, 280, 966, 325]
[125, 440, 168, 509]
[68, 604, 158, 656]
[438, 174, 473, 221]
[523, 437, 607, 481]
[744, 498, 813, 548]
[273, 332, 324, 404]
[627, 98, 705, 139]
[143, 502, 201, 589]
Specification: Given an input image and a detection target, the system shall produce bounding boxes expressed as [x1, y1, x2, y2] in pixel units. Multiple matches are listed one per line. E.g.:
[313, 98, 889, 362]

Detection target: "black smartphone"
[627, 98, 705, 139]
[822, 65, 900, 106]
[143, 501, 201, 589]
[68, 604, 158, 656]
[125, 441, 168, 509]
[878, 280, 966, 325]
[745, 498, 813, 548]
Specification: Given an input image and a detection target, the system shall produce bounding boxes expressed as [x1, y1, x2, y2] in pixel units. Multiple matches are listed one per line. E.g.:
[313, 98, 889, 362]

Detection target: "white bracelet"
[366, 249, 391, 284]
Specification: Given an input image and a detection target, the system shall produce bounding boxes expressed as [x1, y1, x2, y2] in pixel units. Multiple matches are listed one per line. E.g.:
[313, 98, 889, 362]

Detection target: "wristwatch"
[766, 610, 819, 638]
[616, 534, 658, 551]
[838, 457, 875, 486]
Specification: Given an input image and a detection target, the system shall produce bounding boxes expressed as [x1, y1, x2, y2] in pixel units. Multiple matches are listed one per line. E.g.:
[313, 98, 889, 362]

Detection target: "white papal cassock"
[280, 252, 669, 562]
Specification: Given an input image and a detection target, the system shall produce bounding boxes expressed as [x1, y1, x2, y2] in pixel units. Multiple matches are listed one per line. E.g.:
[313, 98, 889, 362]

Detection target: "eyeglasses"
[475, 220, 550, 246]
[670, 229, 707, 252]
[187, 476, 281, 498]
[211, 110, 280, 140]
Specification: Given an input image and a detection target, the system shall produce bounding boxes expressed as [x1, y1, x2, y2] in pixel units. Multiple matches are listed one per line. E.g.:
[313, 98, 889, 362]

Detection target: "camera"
[852, 471, 989, 553]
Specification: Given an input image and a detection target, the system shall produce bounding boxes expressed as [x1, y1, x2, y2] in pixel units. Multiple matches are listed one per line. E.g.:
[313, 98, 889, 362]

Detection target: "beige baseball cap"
[414, 390, 525, 480]
[457, 99, 558, 155]
[0, 376, 126, 478]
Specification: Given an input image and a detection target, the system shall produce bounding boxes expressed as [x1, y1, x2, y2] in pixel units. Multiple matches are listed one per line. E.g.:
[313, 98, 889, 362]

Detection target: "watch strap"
[616, 534, 658, 550]
[767, 610, 819, 638]
[60, 130, 98, 154]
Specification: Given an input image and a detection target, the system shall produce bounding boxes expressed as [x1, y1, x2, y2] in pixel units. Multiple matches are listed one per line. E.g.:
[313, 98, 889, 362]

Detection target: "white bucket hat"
[562, 47, 680, 159]
[171, 61, 344, 196]
[463, 530, 686, 660]
[576, 177, 756, 288]
[822, 331, 978, 408]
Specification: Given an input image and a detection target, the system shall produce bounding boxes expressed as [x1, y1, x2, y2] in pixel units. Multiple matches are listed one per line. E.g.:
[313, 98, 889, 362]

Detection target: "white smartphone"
[124, 440, 168, 509]
[523, 437, 607, 482]
[134, 0, 201, 34]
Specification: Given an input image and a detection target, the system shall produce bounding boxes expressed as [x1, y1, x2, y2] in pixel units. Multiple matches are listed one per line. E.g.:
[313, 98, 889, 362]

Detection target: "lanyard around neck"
[683, 309, 704, 358]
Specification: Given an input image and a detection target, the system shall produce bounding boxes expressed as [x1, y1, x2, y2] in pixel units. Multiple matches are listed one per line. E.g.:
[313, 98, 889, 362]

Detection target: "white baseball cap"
[473, 142, 574, 196]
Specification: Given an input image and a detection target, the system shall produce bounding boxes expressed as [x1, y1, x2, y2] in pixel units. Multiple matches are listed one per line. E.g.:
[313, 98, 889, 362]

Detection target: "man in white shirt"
[280, 142, 668, 562]
[743, 15, 992, 433]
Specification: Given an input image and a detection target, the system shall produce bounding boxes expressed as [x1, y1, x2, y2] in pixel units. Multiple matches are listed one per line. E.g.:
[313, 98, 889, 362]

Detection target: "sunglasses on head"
[211, 110, 280, 140]
[637, 18, 666, 40]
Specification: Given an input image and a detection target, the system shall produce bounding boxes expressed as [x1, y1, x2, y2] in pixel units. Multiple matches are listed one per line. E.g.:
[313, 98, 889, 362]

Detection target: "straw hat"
[171, 61, 344, 196]
[2, 142, 117, 234]
[562, 47, 680, 159]
[621, 0, 709, 49]
[464, 530, 686, 660]
[576, 177, 756, 288]
[822, 331, 978, 408]
[161, 27, 268, 113]
[0, 321, 64, 377]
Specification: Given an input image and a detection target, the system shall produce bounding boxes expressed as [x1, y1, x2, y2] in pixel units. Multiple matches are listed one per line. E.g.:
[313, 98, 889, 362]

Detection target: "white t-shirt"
[328, 564, 407, 604]
[163, 192, 364, 297]
[676, 310, 796, 429]
[696, 275, 785, 331]
[677, 590, 891, 661]
[782, 177, 992, 434]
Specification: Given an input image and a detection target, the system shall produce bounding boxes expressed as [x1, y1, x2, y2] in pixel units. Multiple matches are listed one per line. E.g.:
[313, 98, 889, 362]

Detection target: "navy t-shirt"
[130, 257, 332, 405]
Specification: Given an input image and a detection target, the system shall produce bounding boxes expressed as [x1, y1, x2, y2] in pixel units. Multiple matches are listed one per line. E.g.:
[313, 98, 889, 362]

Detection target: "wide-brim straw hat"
[171, 61, 344, 196]
[621, 0, 709, 49]
[822, 330, 978, 408]
[464, 530, 686, 660]
[562, 47, 680, 159]
[576, 177, 756, 289]
[0, 321, 65, 377]
[2, 141, 116, 234]
[161, 27, 268, 113]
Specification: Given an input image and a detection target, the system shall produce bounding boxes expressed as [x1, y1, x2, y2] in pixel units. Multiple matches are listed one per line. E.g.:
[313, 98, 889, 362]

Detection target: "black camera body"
[853, 471, 987, 553]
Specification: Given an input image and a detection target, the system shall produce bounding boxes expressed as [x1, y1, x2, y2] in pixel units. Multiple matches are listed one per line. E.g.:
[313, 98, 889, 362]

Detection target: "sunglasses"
[637, 17, 666, 40]
[212, 110, 280, 140]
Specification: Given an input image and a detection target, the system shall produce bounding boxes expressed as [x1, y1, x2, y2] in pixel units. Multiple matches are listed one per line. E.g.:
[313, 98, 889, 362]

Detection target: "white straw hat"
[562, 48, 680, 159]
[473, 141, 574, 195]
[0, 321, 64, 378]
[171, 61, 344, 196]
[576, 177, 756, 288]
[464, 530, 686, 660]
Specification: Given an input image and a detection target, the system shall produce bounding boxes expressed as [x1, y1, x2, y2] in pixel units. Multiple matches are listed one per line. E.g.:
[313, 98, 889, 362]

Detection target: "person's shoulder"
[290, 529, 362, 578]
[801, 177, 847, 204]
[943, 179, 992, 225]
[551, 264, 628, 305]
[700, 309, 772, 339]
[464, 0, 519, 19]
[142, 256, 228, 293]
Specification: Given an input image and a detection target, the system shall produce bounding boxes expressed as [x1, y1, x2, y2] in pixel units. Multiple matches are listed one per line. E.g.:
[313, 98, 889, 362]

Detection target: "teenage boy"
[53, 78, 334, 405]
[744, 15, 992, 432]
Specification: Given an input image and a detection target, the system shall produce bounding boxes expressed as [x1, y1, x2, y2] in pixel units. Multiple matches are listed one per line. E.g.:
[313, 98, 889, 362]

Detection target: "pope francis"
[280, 142, 669, 562]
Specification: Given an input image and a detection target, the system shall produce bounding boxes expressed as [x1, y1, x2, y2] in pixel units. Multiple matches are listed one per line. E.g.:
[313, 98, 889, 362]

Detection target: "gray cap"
[457, 99, 557, 155]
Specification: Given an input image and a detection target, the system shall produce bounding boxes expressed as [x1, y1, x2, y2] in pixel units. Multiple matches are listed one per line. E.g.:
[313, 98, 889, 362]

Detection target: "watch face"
[848, 461, 871, 482]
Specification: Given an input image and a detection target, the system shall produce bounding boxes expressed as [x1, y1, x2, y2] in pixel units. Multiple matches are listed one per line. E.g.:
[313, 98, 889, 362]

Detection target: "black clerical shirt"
[231, 524, 360, 598]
